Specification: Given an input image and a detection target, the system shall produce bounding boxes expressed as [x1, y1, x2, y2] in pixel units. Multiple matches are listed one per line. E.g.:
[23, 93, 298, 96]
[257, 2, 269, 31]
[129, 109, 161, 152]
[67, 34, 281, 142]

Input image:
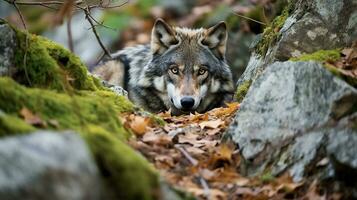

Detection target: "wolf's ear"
[202, 21, 227, 59]
[151, 18, 178, 55]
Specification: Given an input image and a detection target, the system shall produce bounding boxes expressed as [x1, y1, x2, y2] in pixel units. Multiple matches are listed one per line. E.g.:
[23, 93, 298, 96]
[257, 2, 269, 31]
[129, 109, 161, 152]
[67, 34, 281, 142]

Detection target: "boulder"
[236, 0, 357, 90]
[227, 61, 357, 182]
[0, 131, 102, 200]
[0, 23, 17, 77]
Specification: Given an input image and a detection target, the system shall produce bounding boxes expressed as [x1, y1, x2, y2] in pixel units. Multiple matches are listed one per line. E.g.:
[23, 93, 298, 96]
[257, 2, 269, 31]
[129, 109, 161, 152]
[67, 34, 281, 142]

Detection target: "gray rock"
[0, 131, 102, 200]
[327, 127, 357, 184]
[236, 0, 357, 90]
[95, 75, 128, 97]
[227, 61, 357, 181]
[227, 32, 256, 82]
[0, 23, 17, 77]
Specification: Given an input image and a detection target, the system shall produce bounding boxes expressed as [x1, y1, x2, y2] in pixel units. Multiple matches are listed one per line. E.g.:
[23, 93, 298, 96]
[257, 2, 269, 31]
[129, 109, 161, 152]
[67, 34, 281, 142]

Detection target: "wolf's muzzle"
[180, 96, 195, 110]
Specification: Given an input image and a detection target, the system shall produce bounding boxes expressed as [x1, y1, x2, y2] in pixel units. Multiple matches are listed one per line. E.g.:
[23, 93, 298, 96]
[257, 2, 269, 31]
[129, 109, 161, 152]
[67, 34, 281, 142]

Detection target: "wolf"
[93, 19, 235, 115]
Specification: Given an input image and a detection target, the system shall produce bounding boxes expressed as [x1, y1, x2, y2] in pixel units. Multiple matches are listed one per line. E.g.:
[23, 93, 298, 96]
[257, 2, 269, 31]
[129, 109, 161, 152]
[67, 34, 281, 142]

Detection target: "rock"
[0, 131, 102, 200]
[99, 78, 128, 97]
[236, 0, 357, 91]
[327, 126, 357, 185]
[227, 61, 357, 181]
[0, 23, 17, 77]
[227, 32, 256, 82]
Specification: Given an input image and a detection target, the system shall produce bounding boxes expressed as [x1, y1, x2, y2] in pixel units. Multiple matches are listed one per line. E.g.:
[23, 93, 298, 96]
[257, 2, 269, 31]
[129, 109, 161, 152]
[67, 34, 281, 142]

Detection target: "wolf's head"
[142, 19, 234, 115]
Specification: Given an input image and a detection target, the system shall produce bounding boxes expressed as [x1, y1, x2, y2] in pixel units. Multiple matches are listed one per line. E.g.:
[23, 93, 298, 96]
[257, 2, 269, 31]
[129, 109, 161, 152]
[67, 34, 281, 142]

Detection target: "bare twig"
[4, 0, 130, 62]
[231, 11, 267, 26]
[67, 14, 74, 52]
[175, 145, 211, 200]
[199, 176, 211, 200]
[10, 0, 32, 86]
[175, 145, 198, 166]
[83, 7, 112, 58]
[87, 14, 117, 31]
[91, 0, 129, 9]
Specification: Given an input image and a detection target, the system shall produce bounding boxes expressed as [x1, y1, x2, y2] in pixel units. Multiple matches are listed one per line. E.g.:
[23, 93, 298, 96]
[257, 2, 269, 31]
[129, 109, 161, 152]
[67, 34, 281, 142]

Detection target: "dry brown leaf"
[142, 132, 172, 145]
[199, 119, 224, 129]
[236, 177, 251, 186]
[19, 107, 46, 127]
[130, 116, 150, 135]
[187, 187, 226, 200]
[185, 146, 205, 155]
[200, 168, 216, 180]
[304, 180, 327, 200]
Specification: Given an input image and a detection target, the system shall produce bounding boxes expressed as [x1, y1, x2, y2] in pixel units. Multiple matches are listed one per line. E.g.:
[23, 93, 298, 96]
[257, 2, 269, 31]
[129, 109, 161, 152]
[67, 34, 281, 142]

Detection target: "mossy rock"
[290, 49, 357, 87]
[0, 20, 172, 200]
[81, 125, 160, 200]
[0, 113, 36, 136]
[8, 21, 102, 91]
[290, 49, 341, 62]
[255, 3, 295, 56]
[235, 80, 252, 102]
[0, 77, 132, 138]
[0, 78, 162, 200]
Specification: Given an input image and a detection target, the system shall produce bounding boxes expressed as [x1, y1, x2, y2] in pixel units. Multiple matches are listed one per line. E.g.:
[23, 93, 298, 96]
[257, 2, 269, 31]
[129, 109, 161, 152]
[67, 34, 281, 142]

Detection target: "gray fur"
[94, 19, 235, 115]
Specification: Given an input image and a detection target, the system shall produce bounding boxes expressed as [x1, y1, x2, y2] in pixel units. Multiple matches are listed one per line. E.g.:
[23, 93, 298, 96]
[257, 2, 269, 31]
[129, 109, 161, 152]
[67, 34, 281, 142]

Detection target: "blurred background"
[0, 0, 288, 82]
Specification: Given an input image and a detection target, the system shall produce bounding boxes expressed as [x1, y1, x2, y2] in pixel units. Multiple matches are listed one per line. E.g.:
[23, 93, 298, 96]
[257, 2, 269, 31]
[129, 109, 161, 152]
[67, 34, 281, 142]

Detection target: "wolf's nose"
[180, 97, 195, 110]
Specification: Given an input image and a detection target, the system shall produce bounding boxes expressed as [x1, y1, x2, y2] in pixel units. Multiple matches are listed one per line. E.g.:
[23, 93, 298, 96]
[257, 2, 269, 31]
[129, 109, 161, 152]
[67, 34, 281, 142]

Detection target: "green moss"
[0, 20, 171, 199]
[235, 80, 252, 102]
[290, 49, 357, 87]
[0, 77, 163, 199]
[256, 3, 294, 56]
[324, 63, 357, 87]
[260, 172, 275, 183]
[0, 77, 133, 139]
[0, 114, 36, 136]
[13, 27, 99, 91]
[290, 49, 341, 62]
[81, 125, 159, 200]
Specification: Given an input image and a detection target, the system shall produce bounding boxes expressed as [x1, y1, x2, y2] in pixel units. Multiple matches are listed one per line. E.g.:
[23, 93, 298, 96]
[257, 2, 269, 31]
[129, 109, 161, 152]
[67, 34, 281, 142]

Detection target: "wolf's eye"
[198, 68, 207, 76]
[170, 66, 179, 74]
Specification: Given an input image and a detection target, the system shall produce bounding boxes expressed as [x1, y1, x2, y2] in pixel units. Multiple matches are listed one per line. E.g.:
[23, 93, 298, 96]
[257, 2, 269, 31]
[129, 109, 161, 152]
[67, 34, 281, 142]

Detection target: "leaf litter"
[122, 102, 337, 199]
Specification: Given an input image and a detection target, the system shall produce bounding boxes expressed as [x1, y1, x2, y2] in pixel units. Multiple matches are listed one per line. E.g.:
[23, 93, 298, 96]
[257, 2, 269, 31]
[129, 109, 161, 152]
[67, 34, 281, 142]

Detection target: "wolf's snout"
[180, 97, 195, 110]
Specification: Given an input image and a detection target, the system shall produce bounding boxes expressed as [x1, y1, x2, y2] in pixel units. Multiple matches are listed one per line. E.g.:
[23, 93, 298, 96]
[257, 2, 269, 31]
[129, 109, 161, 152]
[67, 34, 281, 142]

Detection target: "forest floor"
[123, 104, 329, 200]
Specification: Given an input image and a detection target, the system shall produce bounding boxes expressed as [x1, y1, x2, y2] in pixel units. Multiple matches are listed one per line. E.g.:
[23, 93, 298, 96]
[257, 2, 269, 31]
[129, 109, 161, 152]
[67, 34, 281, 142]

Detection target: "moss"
[235, 80, 252, 102]
[260, 172, 275, 183]
[81, 125, 160, 200]
[0, 114, 36, 136]
[256, 3, 294, 56]
[290, 49, 341, 62]
[0, 77, 133, 139]
[0, 77, 164, 199]
[324, 63, 357, 87]
[13, 27, 99, 91]
[290, 49, 357, 87]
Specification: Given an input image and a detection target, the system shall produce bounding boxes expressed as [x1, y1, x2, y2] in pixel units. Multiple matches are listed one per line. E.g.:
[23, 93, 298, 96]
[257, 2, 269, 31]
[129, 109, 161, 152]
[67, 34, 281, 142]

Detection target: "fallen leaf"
[236, 177, 251, 186]
[142, 132, 172, 145]
[19, 107, 46, 127]
[199, 119, 224, 129]
[130, 116, 150, 135]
